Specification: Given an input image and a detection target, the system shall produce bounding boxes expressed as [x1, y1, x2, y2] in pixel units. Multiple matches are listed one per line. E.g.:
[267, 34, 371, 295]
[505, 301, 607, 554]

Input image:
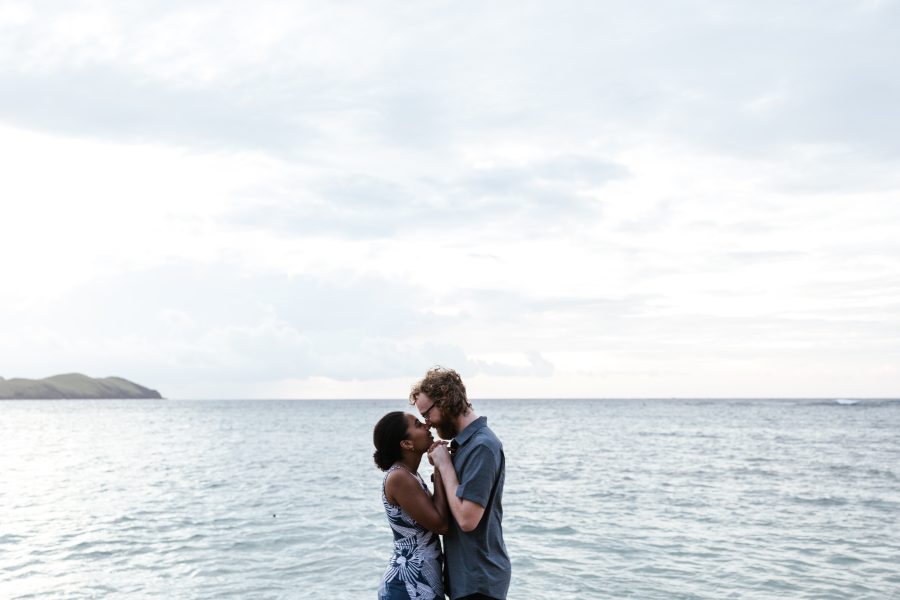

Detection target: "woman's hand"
[428, 441, 452, 469]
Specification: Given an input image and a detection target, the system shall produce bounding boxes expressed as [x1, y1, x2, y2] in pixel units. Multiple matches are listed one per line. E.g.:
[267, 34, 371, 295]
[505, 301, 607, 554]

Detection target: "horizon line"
[146, 396, 900, 401]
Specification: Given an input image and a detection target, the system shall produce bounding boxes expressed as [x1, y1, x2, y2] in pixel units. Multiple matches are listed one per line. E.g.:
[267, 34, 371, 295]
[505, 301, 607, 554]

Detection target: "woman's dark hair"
[373, 411, 409, 471]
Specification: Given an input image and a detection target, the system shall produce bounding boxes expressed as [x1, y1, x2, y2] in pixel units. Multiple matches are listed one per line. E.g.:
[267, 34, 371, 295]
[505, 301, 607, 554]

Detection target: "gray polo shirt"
[445, 416, 510, 600]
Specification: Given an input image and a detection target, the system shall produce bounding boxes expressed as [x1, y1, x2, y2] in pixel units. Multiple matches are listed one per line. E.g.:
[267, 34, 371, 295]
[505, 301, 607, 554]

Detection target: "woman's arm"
[385, 470, 449, 535]
[430, 468, 449, 531]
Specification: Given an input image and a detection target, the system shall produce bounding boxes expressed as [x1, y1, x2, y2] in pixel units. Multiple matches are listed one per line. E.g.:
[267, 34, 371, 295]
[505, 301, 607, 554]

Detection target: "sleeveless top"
[380, 465, 444, 600]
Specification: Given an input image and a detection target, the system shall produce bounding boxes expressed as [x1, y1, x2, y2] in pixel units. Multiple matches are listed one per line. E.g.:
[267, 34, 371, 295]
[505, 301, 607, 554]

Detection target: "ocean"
[1, 398, 898, 599]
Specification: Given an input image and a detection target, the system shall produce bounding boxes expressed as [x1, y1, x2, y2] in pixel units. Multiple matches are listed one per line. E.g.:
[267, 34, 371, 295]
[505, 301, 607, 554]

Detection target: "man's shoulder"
[471, 424, 503, 452]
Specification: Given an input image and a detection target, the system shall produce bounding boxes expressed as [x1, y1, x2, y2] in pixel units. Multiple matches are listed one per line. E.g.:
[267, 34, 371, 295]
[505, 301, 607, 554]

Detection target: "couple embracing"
[373, 367, 510, 600]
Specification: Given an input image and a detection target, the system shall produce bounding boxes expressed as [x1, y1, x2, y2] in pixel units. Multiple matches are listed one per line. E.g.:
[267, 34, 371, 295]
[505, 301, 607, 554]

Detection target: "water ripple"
[1, 399, 899, 599]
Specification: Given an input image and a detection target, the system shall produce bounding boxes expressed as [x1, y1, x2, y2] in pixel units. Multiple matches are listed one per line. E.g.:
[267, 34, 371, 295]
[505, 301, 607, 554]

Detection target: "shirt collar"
[453, 416, 487, 449]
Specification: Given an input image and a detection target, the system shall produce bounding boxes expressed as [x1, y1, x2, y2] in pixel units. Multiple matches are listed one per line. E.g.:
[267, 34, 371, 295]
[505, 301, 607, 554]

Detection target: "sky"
[1, 0, 898, 399]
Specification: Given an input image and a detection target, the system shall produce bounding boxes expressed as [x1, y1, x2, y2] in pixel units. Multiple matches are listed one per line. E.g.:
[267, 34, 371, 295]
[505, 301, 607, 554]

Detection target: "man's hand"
[426, 440, 445, 465]
[428, 440, 452, 469]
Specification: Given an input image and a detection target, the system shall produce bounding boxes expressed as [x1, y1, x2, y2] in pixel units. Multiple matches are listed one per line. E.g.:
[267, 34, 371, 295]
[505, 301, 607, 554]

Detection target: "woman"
[373, 411, 449, 600]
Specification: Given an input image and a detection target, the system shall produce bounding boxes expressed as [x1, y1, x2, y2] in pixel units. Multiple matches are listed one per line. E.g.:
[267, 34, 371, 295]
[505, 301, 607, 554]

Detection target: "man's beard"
[436, 422, 458, 440]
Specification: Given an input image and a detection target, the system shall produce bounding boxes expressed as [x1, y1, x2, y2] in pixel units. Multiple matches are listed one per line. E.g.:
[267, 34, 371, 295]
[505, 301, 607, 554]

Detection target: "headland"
[0, 373, 163, 399]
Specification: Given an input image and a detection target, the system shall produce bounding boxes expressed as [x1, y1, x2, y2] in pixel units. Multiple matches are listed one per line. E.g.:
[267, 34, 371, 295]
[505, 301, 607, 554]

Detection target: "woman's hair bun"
[372, 411, 408, 471]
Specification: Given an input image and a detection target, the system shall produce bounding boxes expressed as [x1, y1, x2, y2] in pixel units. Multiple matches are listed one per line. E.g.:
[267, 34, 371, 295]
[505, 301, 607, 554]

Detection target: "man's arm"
[429, 444, 486, 532]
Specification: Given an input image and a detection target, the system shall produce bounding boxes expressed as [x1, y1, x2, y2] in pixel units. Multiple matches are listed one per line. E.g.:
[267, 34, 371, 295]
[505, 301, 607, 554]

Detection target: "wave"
[833, 398, 860, 406]
[803, 398, 900, 407]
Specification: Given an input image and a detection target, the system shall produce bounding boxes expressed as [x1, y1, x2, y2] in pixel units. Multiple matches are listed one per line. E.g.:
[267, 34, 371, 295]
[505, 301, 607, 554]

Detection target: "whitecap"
[834, 398, 860, 406]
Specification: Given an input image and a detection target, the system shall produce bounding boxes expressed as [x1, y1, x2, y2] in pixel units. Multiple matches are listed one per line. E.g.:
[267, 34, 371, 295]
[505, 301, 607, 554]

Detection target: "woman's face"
[404, 413, 434, 453]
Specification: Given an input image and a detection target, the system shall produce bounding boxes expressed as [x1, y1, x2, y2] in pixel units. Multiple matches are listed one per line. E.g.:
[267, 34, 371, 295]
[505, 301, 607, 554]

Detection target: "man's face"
[415, 392, 457, 440]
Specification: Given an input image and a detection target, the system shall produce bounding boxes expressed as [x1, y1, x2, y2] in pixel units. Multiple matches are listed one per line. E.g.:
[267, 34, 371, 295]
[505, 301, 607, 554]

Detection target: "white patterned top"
[379, 465, 444, 600]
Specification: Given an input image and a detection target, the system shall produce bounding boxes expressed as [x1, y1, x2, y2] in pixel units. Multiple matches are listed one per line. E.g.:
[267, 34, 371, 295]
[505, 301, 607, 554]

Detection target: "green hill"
[0, 373, 163, 399]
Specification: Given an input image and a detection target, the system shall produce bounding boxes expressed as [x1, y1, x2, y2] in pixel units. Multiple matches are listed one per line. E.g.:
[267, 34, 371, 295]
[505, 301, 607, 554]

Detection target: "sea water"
[1, 399, 898, 599]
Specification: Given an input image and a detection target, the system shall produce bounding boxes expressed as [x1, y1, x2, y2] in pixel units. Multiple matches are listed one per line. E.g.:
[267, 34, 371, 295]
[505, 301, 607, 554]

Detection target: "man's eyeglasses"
[420, 399, 439, 420]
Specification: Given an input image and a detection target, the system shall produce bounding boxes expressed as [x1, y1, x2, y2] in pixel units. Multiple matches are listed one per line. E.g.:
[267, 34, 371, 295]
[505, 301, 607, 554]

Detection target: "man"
[410, 367, 510, 600]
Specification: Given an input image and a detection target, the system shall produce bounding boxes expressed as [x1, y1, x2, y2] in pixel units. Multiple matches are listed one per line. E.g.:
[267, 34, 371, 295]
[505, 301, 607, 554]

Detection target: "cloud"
[2, 0, 897, 160]
[223, 154, 626, 238]
[0, 261, 488, 391]
[2, 0, 899, 397]
[0, 67, 317, 153]
[471, 352, 555, 378]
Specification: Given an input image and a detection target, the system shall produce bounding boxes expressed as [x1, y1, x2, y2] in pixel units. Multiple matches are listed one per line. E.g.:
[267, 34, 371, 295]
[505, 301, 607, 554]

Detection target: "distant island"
[0, 373, 163, 399]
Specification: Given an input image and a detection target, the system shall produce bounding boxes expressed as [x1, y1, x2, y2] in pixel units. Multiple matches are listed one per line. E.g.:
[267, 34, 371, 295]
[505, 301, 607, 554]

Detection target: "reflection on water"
[1, 398, 899, 599]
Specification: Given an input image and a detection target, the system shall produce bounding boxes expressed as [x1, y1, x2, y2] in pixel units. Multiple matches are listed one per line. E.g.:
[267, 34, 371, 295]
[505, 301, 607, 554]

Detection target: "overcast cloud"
[1, 0, 898, 398]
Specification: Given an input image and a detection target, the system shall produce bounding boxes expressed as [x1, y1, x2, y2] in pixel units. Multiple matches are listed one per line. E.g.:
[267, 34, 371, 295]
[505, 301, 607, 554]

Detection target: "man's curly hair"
[409, 366, 471, 419]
